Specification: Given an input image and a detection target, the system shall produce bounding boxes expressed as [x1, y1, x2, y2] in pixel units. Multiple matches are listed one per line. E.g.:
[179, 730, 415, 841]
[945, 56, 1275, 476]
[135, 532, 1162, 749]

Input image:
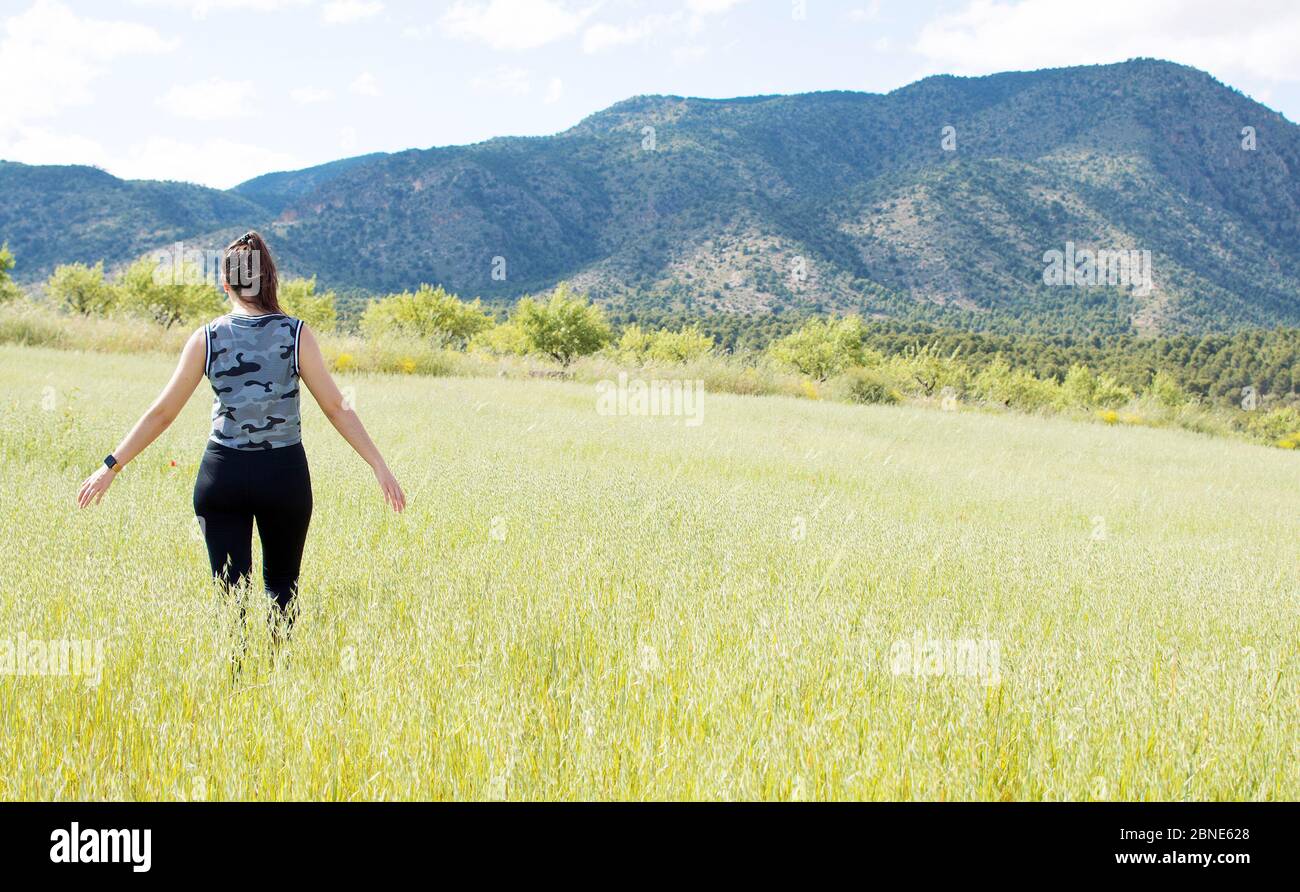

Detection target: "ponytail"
[222, 230, 283, 315]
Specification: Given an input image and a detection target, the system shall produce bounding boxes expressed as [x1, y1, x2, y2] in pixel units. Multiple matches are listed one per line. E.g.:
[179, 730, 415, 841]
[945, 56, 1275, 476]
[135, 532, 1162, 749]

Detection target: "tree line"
[2, 245, 1297, 447]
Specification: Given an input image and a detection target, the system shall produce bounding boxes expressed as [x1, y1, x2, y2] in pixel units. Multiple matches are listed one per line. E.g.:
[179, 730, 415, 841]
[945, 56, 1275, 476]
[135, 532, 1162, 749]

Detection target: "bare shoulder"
[178, 326, 208, 365]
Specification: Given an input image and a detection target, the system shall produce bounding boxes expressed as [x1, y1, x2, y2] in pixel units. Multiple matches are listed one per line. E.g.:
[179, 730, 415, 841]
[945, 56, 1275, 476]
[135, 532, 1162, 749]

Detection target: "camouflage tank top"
[204, 313, 305, 450]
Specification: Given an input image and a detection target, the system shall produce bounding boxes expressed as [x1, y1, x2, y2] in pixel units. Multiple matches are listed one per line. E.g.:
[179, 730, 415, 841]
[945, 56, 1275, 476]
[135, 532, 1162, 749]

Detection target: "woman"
[76, 231, 405, 621]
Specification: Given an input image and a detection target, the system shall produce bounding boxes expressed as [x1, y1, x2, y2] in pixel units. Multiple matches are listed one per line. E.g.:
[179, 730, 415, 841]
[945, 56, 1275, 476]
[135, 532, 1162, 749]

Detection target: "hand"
[77, 466, 117, 508]
[374, 464, 406, 513]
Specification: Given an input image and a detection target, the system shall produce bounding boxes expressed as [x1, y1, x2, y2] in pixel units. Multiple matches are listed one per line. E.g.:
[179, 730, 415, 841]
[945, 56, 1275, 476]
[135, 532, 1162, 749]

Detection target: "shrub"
[471, 321, 531, 356]
[1061, 364, 1099, 407]
[614, 324, 653, 362]
[514, 282, 611, 365]
[1092, 373, 1133, 409]
[894, 343, 969, 397]
[115, 258, 224, 328]
[828, 366, 903, 404]
[360, 284, 493, 347]
[47, 262, 116, 316]
[768, 315, 870, 381]
[1247, 406, 1300, 443]
[0, 244, 22, 303]
[616, 324, 714, 364]
[1053, 362, 1131, 410]
[973, 357, 1060, 411]
[648, 326, 714, 363]
[1145, 370, 1187, 408]
[280, 277, 338, 333]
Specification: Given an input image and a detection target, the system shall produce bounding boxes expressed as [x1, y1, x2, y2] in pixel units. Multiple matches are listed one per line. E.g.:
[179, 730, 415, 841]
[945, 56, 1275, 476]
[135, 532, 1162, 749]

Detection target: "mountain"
[229, 152, 388, 214]
[0, 161, 265, 276]
[3, 59, 1299, 335]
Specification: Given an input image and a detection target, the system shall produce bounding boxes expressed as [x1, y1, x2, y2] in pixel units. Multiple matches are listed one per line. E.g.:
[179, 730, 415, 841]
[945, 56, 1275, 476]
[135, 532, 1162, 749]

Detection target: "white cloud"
[440, 0, 595, 51]
[847, 3, 881, 23]
[0, 124, 106, 168]
[0, 0, 177, 131]
[672, 44, 709, 66]
[0, 126, 301, 189]
[686, 0, 747, 13]
[321, 0, 384, 25]
[289, 86, 334, 104]
[108, 137, 301, 188]
[402, 23, 434, 39]
[349, 72, 382, 96]
[129, 0, 311, 18]
[583, 13, 682, 54]
[543, 77, 564, 104]
[684, 0, 749, 38]
[471, 66, 534, 97]
[158, 78, 258, 121]
[913, 0, 1300, 86]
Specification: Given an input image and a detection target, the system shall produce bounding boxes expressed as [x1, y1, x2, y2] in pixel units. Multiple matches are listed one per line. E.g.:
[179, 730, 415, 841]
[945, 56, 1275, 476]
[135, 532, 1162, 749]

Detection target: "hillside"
[229, 152, 389, 214]
[2, 59, 1299, 335]
[0, 162, 265, 277]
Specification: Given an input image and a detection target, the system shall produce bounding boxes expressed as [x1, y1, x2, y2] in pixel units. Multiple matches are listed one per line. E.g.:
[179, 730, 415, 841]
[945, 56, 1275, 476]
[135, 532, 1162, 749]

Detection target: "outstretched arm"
[77, 327, 207, 508]
[296, 324, 406, 513]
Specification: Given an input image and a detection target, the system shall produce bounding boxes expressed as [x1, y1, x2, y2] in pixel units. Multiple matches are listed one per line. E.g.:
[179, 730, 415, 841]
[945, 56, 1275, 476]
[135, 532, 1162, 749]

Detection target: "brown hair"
[222, 230, 282, 314]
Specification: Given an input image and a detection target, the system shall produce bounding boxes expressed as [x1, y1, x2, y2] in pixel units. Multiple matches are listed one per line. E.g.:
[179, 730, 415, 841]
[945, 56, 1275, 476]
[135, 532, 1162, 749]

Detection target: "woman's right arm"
[77, 327, 207, 508]
[296, 324, 406, 513]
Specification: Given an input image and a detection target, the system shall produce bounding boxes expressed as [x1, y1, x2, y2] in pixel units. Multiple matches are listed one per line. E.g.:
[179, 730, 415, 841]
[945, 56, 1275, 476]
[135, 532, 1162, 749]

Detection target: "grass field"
[1, 343, 1296, 800]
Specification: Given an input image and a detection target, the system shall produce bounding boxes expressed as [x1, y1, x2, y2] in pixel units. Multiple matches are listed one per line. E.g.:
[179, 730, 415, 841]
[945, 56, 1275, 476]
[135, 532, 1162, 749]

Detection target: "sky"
[1, 0, 1298, 189]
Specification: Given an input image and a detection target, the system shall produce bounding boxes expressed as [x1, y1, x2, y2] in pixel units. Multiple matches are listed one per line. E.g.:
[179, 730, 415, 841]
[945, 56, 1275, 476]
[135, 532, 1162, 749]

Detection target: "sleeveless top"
[204, 313, 305, 450]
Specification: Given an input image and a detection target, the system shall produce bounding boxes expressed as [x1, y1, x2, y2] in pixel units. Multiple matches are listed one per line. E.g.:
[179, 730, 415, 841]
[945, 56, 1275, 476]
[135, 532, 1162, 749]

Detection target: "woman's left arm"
[76, 327, 208, 508]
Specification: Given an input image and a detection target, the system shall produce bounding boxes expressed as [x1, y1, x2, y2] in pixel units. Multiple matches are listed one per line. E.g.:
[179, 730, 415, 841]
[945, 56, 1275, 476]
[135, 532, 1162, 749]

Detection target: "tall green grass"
[0, 344, 1295, 800]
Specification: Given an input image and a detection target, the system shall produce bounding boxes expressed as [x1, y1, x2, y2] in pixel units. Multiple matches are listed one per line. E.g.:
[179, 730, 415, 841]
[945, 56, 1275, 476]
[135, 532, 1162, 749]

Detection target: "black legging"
[193, 440, 313, 614]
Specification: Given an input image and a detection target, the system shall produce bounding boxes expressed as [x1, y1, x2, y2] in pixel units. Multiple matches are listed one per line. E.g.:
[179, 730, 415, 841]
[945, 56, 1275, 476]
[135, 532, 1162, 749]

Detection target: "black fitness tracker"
[104, 454, 120, 471]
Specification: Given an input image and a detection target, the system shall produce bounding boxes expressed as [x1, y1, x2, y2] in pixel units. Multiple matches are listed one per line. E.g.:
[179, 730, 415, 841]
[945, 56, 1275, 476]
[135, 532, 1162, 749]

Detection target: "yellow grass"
[0, 344, 1296, 800]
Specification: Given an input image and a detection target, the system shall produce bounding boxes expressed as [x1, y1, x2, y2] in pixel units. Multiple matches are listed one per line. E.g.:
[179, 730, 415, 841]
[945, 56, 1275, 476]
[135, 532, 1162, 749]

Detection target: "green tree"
[360, 284, 493, 347]
[614, 324, 654, 362]
[280, 276, 338, 333]
[47, 262, 115, 316]
[973, 357, 1060, 410]
[1060, 363, 1099, 407]
[768, 315, 870, 381]
[471, 321, 530, 355]
[514, 283, 611, 365]
[1145, 370, 1187, 408]
[115, 258, 224, 328]
[615, 324, 714, 364]
[1248, 406, 1300, 444]
[0, 243, 22, 303]
[1093, 373, 1133, 409]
